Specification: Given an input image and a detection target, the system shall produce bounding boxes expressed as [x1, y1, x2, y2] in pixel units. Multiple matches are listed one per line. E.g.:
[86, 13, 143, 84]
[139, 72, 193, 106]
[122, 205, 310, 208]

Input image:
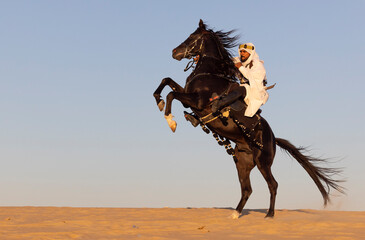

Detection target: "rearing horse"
[153, 20, 344, 218]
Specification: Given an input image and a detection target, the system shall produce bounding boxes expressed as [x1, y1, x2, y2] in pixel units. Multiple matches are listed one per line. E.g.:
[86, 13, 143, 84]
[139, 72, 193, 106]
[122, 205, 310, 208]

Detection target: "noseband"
[183, 31, 225, 61]
[182, 35, 205, 59]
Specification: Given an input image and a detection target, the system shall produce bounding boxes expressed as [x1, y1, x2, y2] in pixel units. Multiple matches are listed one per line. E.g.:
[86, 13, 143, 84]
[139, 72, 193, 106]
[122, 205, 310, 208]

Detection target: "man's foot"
[210, 93, 221, 113]
[184, 111, 200, 127]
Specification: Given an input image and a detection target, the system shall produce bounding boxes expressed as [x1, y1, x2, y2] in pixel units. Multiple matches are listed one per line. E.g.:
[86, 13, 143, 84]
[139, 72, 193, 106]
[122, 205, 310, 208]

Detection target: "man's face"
[240, 49, 251, 62]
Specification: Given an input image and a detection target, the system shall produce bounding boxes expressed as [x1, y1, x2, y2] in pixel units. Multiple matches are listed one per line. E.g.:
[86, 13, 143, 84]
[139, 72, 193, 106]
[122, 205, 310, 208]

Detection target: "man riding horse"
[154, 20, 344, 218]
[211, 43, 270, 145]
[213, 43, 268, 115]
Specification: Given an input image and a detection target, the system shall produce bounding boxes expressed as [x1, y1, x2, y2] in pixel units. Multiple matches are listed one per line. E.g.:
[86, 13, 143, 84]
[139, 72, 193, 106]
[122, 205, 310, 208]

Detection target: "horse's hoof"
[165, 114, 177, 132]
[230, 211, 240, 219]
[265, 212, 274, 218]
[170, 121, 177, 132]
[158, 100, 165, 111]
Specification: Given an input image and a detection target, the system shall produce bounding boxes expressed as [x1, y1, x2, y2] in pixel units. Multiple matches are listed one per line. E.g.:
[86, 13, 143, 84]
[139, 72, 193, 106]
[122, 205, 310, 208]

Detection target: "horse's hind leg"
[233, 145, 255, 218]
[153, 77, 184, 111]
[256, 158, 278, 218]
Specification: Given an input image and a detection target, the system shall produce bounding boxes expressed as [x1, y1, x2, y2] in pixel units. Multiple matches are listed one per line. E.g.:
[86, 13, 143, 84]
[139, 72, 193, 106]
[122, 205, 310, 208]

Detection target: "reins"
[184, 60, 195, 72]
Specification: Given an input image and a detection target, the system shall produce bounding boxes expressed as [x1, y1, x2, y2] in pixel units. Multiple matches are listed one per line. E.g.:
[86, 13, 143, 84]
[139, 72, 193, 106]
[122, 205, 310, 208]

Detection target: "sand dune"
[0, 207, 364, 239]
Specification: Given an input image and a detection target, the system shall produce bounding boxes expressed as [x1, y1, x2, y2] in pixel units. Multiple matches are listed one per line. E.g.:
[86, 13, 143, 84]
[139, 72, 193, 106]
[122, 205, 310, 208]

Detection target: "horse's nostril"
[173, 49, 177, 53]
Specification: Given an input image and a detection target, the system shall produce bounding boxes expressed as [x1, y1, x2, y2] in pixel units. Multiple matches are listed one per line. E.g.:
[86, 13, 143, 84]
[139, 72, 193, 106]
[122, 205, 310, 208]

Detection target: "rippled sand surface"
[1, 207, 365, 239]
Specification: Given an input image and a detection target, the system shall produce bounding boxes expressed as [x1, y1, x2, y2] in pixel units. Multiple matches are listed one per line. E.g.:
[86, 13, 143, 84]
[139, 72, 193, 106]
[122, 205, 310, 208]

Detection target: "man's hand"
[235, 62, 243, 68]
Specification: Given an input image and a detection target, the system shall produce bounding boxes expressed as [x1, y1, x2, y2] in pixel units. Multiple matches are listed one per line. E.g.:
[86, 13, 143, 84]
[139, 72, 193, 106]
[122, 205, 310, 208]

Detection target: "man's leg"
[211, 86, 246, 113]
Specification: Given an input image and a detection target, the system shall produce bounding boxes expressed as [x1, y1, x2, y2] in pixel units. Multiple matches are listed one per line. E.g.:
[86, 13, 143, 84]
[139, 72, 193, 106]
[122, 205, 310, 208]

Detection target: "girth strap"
[199, 107, 230, 124]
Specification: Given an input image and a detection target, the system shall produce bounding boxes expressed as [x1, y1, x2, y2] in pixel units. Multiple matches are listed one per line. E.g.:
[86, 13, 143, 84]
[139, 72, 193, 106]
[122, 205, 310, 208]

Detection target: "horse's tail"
[275, 138, 345, 206]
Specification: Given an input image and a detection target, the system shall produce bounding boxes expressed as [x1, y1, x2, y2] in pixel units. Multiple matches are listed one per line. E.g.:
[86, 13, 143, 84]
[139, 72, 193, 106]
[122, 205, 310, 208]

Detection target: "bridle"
[182, 31, 225, 71]
[182, 34, 205, 59]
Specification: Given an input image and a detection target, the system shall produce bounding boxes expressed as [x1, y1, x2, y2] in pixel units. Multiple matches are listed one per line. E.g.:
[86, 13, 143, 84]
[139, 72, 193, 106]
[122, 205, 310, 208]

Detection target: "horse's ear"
[199, 19, 205, 30]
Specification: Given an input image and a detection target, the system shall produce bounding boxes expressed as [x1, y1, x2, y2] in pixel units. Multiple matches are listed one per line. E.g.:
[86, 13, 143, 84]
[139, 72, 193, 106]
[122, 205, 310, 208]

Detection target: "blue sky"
[0, 0, 364, 210]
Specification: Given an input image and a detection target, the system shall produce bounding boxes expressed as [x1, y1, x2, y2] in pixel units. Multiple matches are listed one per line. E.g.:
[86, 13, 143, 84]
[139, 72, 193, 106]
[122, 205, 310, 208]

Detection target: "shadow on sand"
[212, 207, 315, 218]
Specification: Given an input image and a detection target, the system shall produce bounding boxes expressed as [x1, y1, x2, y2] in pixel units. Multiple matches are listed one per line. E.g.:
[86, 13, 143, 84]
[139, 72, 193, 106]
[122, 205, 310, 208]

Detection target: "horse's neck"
[185, 57, 233, 89]
[196, 56, 223, 73]
[186, 38, 235, 82]
[203, 37, 224, 59]
[198, 51, 240, 81]
[198, 38, 235, 75]
[193, 56, 237, 82]
[186, 58, 217, 84]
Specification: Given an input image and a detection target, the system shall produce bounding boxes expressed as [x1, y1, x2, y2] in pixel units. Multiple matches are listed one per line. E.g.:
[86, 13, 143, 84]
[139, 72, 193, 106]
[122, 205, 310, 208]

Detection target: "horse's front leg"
[164, 91, 205, 132]
[153, 77, 184, 111]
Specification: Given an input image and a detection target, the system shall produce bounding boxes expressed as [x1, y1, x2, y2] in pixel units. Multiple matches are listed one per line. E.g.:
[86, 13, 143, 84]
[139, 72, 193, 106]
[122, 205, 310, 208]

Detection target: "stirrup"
[184, 111, 200, 127]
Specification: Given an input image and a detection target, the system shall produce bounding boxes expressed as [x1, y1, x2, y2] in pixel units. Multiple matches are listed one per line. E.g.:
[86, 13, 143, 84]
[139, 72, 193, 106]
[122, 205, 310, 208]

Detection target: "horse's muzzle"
[172, 48, 184, 61]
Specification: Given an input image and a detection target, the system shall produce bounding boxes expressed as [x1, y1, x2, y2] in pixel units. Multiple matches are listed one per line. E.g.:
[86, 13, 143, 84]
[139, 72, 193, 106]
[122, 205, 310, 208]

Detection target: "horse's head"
[172, 20, 241, 80]
[172, 19, 209, 61]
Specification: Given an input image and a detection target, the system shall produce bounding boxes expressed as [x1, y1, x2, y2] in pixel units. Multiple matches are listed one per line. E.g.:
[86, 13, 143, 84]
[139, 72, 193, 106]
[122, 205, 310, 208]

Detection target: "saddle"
[210, 92, 262, 132]
[184, 105, 263, 150]
[184, 98, 262, 133]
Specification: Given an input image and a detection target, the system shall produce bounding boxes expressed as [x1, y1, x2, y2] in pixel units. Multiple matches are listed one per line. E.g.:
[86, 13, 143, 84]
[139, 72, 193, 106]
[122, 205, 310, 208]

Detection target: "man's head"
[240, 49, 250, 62]
[239, 43, 255, 62]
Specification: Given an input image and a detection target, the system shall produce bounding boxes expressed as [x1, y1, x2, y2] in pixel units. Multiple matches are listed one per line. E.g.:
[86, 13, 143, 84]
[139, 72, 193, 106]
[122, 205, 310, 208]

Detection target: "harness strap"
[199, 108, 230, 124]
[185, 106, 263, 163]
[188, 72, 236, 85]
[198, 107, 263, 150]
[184, 110, 237, 162]
[212, 133, 237, 162]
[233, 119, 263, 150]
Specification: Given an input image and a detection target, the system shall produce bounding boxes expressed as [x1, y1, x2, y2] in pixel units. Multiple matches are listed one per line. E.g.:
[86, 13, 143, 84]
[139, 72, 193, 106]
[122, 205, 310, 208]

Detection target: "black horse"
[153, 20, 344, 218]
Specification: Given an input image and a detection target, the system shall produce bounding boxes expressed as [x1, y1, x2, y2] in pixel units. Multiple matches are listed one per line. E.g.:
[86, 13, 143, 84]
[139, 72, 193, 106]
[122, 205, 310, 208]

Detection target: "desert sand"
[0, 207, 364, 239]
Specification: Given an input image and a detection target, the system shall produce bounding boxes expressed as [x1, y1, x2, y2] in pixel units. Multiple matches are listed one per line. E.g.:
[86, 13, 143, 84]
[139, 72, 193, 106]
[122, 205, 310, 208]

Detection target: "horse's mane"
[202, 23, 241, 81]
[211, 30, 239, 59]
